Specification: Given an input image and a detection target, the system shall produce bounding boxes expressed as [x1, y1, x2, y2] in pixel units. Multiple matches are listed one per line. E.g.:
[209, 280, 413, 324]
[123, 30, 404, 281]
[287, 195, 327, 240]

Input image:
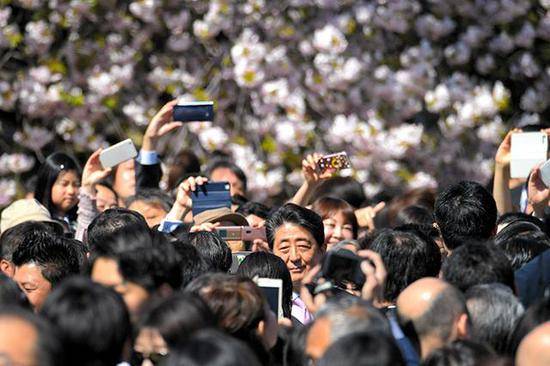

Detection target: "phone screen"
[191, 182, 231, 216]
[173, 102, 214, 122]
[260, 286, 281, 319]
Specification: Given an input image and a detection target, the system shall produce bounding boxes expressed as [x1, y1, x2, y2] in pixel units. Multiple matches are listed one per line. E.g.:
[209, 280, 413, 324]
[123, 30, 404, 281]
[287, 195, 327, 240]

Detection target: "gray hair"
[316, 296, 391, 343]
[465, 283, 524, 354]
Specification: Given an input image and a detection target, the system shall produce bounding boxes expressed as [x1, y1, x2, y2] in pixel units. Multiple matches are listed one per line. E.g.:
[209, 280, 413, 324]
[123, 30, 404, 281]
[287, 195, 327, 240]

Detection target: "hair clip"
[59, 164, 65, 169]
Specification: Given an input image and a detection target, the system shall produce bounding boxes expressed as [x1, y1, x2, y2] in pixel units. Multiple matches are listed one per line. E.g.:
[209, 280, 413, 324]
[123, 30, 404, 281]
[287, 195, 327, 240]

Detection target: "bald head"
[397, 277, 448, 319]
[516, 322, 550, 366]
[397, 278, 468, 359]
[306, 297, 390, 363]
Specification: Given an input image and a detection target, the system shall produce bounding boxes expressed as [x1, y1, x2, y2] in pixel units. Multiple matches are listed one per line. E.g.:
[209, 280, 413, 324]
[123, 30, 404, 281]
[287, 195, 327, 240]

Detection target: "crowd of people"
[0, 101, 549, 366]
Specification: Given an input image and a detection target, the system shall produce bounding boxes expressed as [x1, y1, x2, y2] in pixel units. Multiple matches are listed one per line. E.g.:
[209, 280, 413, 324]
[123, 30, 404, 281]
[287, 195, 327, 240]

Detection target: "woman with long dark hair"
[34, 152, 81, 232]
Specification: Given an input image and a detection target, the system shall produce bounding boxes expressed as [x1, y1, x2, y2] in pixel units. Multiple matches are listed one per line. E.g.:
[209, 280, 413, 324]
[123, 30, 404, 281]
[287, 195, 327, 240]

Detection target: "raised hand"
[166, 176, 208, 221]
[302, 153, 335, 185]
[142, 100, 183, 151]
[527, 165, 550, 215]
[358, 250, 387, 307]
[495, 128, 521, 167]
[82, 149, 112, 189]
[355, 201, 385, 230]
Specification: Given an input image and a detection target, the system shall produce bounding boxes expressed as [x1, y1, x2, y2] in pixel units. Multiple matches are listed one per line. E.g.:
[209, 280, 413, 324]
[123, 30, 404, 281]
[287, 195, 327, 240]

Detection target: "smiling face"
[272, 223, 323, 288]
[50, 170, 80, 215]
[323, 211, 355, 250]
[13, 262, 52, 310]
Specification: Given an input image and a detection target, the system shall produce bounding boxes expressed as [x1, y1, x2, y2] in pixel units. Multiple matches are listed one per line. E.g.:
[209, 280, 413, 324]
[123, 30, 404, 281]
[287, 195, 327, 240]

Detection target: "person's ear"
[456, 313, 469, 340]
[0, 259, 15, 278]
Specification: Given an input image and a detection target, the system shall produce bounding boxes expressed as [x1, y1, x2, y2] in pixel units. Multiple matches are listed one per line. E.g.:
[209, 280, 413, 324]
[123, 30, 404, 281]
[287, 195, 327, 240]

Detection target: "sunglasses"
[132, 350, 168, 365]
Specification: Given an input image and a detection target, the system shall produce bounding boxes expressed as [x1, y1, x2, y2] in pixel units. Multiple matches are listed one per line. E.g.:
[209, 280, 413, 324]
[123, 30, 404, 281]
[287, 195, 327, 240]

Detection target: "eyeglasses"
[132, 350, 168, 365]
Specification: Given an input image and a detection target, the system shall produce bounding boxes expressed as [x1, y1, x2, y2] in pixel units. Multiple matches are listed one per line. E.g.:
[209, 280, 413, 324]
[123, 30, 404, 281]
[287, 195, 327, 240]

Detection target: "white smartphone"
[99, 139, 138, 169]
[540, 159, 550, 187]
[256, 278, 283, 320]
[511, 132, 548, 178]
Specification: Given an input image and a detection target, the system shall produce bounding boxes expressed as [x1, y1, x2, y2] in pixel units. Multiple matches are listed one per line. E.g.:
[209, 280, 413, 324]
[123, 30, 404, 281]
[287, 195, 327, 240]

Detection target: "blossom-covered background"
[1, 0, 550, 206]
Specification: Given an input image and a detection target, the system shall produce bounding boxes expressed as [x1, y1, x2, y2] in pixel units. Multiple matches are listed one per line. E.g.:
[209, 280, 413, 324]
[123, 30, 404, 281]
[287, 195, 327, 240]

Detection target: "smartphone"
[321, 249, 365, 287]
[511, 132, 548, 178]
[173, 101, 214, 122]
[540, 159, 550, 187]
[257, 278, 284, 320]
[99, 139, 138, 169]
[191, 181, 231, 216]
[317, 151, 352, 173]
[215, 226, 267, 241]
[229, 251, 251, 274]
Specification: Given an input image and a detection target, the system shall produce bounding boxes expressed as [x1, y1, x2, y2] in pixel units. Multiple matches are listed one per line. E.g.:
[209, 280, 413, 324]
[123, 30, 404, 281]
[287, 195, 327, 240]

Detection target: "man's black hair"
[422, 340, 494, 366]
[0, 306, 64, 366]
[496, 212, 546, 233]
[236, 201, 271, 219]
[206, 159, 248, 192]
[125, 188, 173, 213]
[40, 276, 131, 366]
[265, 203, 325, 250]
[12, 234, 81, 286]
[434, 181, 497, 250]
[164, 329, 261, 366]
[465, 284, 524, 354]
[394, 205, 434, 228]
[150, 231, 184, 291]
[188, 231, 232, 273]
[90, 230, 182, 293]
[237, 251, 293, 318]
[441, 241, 515, 292]
[173, 241, 209, 288]
[369, 228, 441, 303]
[0, 221, 58, 262]
[137, 293, 215, 349]
[494, 222, 550, 270]
[86, 208, 150, 255]
[318, 331, 405, 366]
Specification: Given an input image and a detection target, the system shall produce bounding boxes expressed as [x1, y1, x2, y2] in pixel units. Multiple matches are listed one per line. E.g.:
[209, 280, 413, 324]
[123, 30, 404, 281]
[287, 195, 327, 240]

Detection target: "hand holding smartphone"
[511, 132, 548, 178]
[173, 100, 214, 122]
[99, 139, 138, 169]
[316, 151, 352, 174]
[191, 181, 231, 216]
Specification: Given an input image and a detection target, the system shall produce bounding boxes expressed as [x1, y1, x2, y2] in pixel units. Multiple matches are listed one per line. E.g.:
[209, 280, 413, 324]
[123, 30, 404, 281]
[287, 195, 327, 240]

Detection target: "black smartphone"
[191, 181, 231, 216]
[321, 249, 366, 287]
[173, 101, 214, 122]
